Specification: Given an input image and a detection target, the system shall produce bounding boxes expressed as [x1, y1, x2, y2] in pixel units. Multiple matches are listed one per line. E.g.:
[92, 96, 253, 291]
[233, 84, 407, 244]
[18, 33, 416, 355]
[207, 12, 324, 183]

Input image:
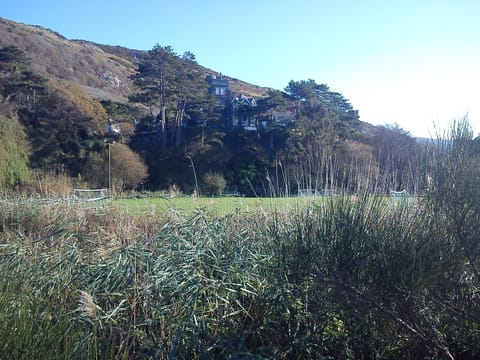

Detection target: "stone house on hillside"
[206, 74, 231, 106]
[206, 74, 294, 131]
[206, 74, 258, 130]
[231, 94, 257, 130]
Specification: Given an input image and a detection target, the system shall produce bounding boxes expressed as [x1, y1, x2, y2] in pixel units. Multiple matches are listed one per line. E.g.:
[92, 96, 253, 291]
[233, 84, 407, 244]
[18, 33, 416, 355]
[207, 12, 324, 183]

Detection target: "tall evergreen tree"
[132, 45, 209, 147]
[0, 46, 48, 109]
[131, 44, 179, 145]
[171, 51, 208, 147]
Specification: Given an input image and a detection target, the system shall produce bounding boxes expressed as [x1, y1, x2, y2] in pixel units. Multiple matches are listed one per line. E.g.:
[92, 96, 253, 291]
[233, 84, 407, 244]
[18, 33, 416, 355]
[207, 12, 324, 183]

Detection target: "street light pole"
[186, 156, 199, 197]
[108, 142, 111, 197]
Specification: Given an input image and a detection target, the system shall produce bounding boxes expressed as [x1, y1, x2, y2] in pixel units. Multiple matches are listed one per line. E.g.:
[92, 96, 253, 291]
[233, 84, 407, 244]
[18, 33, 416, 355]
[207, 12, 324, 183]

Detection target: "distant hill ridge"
[0, 17, 269, 103]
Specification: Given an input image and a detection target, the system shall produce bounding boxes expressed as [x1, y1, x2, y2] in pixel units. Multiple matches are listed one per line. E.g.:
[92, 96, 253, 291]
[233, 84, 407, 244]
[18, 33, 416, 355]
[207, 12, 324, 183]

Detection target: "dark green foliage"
[0, 40, 459, 203]
[2, 133, 480, 360]
[0, 46, 48, 108]
[0, 45, 31, 66]
[0, 43, 370, 195]
[129, 46, 366, 193]
[0, 115, 30, 188]
[425, 119, 480, 304]
[285, 79, 359, 131]
[17, 83, 106, 175]
[131, 45, 209, 148]
[0, 46, 108, 179]
[100, 100, 140, 123]
[224, 131, 270, 196]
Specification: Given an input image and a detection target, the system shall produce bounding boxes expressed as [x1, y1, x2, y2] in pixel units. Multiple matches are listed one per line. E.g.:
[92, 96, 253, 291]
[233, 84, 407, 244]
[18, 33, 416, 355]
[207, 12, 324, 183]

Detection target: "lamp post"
[186, 155, 199, 197]
[104, 138, 113, 197]
[108, 141, 111, 197]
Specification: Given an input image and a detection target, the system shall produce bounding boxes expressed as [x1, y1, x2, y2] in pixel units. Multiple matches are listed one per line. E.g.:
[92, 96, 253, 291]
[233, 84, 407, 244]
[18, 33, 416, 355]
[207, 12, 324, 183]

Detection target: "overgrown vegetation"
[0, 115, 30, 187]
[0, 44, 147, 193]
[1, 121, 479, 358]
[0, 19, 479, 357]
[0, 21, 425, 196]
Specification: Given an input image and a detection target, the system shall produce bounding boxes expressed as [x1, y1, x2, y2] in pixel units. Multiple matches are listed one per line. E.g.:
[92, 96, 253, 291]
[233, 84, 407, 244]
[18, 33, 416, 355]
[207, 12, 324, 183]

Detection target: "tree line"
[0, 44, 440, 195]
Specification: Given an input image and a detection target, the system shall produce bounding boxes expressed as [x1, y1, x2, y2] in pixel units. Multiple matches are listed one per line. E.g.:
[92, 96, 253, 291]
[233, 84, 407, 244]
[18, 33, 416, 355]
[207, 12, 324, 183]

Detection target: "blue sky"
[2, 0, 479, 137]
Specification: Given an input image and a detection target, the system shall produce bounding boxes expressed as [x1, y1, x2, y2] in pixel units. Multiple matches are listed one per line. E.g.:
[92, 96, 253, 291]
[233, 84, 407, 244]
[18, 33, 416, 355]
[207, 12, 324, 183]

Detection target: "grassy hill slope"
[0, 17, 269, 103]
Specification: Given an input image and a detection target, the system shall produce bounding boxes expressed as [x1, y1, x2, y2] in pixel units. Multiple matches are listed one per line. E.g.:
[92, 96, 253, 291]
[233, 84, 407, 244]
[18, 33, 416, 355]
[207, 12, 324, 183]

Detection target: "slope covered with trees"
[0, 16, 426, 196]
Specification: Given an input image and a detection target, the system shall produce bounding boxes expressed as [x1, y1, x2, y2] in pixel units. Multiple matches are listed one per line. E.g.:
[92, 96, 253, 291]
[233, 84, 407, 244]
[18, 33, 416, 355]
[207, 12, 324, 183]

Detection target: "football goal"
[72, 188, 109, 201]
[298, 188, 322, 197]
[390, 189, 415, 206]
[390, 189, 409, 197]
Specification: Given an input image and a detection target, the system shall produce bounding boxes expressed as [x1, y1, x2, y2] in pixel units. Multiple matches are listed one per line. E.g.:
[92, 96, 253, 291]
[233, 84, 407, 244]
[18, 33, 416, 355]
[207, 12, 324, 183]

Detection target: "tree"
[284, 79, 325, 112]
[17, 80, 107, 175]
[131, 45, 209, 147]
[0, 115, 30, 188]
[170, 51, 208, 147]
[371, 124, 420, 192]
[131, 45, 180, 146]
[284, 79, 359, 132]
[226, 136, 270, 196]
[0, 45, 48, 109]
[281, 80, 362, 192]
[0, 46, 107, 177]
[84, 143, 148, 193]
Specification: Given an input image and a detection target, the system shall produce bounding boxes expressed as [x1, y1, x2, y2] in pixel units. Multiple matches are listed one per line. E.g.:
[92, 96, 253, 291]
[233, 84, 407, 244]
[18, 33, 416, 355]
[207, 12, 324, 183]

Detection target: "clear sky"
[2, 0, 479, 137]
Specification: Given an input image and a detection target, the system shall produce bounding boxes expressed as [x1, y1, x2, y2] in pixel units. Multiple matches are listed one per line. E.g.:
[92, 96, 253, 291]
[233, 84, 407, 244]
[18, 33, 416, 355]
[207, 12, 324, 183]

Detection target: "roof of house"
[232, 94, 256, 106]
[206, 75, 229, 87]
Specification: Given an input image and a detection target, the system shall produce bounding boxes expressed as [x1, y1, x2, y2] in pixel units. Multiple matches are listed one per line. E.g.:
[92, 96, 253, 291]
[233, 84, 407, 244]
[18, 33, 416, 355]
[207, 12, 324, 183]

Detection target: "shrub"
[1, 119, 480, 358]
[0, 115, 30, 189]
[202, 171, 226, 196]
[83, 143, 148, 193]
[22, 169, 74, 198]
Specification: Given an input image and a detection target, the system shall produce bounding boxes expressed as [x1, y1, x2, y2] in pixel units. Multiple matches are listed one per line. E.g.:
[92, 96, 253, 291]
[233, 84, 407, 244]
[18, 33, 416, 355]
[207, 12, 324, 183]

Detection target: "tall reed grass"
[0, 120, 479, 358]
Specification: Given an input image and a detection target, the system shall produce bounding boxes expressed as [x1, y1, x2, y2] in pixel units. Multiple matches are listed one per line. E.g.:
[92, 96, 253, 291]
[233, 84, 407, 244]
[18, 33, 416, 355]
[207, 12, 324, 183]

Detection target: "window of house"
[215, 87, 226, 96]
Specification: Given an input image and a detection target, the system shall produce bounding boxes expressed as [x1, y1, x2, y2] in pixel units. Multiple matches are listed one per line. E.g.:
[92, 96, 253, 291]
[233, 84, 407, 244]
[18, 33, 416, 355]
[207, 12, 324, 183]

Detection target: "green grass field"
[112, 195, 323, 216]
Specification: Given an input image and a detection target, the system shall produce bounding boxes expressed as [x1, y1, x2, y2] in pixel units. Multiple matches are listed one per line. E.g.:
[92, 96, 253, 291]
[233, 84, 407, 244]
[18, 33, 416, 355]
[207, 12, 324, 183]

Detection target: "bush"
[202, 171, 226, 196]
[0, 115, 30, 189]
[83, 143, 148, 193]
[1, 119, 480, 358]
[1, 192, 480, 358]
[22, 170, 74, 198]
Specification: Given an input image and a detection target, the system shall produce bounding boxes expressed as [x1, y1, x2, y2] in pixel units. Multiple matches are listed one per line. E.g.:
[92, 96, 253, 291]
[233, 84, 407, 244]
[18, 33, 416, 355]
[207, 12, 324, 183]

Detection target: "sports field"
[112, 195, 321, 216]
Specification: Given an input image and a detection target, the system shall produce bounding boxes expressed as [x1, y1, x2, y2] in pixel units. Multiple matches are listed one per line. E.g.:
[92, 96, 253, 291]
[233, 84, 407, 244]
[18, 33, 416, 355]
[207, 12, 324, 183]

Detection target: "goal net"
[390, 189, 409, 198]
[72, 188, 109, 201]
[390, 189, 414, 206]
[298, 188, 322, 197]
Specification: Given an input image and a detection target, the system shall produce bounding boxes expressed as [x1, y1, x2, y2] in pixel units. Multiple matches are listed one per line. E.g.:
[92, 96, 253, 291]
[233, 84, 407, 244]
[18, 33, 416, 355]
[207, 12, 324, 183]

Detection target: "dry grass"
[22, 170, 74, 198]
[0, 121, 479, 358]
[1, 193, 480, 358]
[0, 17, 271, 106]
[0, 17, 134, 103]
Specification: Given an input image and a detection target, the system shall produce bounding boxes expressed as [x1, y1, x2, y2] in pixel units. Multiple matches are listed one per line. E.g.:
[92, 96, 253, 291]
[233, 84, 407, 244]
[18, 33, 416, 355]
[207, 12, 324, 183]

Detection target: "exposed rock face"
[99, 71, 121, 88]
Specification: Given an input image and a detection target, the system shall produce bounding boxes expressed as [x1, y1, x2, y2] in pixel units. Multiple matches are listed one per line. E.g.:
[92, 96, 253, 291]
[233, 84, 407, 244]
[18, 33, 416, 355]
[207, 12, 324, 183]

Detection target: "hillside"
[1, 16, 422, 197]
[0, 17, 269, 103]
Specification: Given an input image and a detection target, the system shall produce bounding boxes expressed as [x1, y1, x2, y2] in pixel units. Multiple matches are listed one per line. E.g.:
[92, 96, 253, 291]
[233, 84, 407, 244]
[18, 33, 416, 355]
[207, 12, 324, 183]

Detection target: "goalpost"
[390, 189, 414, 206]
[298, 188, 336, 197]
[72, 188, 110, 202]
[298, 188, 322, 197]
